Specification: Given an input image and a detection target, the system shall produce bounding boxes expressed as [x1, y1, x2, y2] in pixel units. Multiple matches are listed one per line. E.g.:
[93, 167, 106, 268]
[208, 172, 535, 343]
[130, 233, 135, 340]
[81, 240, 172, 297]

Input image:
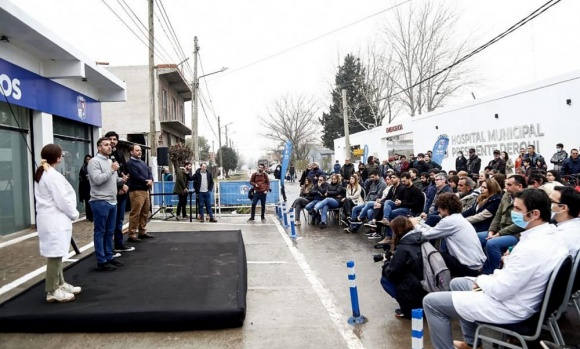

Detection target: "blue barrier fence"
[152, 182, 196, 206]
[218, 180, 280, 206]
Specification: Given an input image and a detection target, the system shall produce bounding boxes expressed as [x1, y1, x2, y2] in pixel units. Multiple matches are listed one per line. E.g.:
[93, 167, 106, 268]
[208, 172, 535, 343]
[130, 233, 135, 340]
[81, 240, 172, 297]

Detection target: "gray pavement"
[0, 178, 578, 349]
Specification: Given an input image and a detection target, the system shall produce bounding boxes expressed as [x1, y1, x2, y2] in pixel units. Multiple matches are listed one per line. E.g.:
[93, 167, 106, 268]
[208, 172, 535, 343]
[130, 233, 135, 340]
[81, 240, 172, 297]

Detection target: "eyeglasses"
[481, 186, 487, 189]
[551, 200, 561, 205]
[434, 178, 444, 181]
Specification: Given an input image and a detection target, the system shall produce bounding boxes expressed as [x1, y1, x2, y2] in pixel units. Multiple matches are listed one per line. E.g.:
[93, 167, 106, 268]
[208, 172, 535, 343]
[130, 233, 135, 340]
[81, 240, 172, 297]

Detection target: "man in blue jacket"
[126, 145, 154, 242]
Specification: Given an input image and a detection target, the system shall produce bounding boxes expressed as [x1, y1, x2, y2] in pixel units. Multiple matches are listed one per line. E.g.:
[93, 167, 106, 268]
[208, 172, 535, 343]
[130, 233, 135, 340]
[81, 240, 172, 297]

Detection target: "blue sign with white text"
[0, 57, 102, 126]
[219, 180, 280, 205]
[431, 135, 450, 166]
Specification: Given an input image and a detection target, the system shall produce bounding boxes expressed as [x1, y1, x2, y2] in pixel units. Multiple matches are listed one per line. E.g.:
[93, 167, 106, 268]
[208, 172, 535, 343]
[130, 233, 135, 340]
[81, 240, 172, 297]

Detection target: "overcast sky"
[12, 0, 580, 163]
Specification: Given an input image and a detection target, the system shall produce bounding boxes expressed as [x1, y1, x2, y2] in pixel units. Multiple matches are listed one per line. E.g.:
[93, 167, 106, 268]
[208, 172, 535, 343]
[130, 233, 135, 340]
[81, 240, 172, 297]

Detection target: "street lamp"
[191, 65, 228, 164]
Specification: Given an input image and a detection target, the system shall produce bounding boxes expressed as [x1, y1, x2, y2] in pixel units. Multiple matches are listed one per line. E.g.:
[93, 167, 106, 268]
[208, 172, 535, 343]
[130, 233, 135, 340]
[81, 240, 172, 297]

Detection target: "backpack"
[420, 242, 451, 293]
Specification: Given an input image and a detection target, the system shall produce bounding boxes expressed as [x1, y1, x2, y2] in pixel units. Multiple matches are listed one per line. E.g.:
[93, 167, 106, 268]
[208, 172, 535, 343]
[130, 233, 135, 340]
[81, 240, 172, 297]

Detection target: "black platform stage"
[0, 230, 247, 332]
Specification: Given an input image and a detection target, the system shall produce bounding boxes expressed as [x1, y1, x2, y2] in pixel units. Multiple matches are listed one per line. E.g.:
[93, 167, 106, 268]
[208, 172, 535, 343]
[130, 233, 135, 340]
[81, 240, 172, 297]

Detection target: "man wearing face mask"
[422, 188, 568, 349]
[550, 186, 580, 256]
[550, 143, 568, 173]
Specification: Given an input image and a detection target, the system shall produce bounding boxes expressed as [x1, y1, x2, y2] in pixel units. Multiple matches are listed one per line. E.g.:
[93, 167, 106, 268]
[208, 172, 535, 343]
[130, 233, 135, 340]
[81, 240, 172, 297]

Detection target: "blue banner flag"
[431, 134, 450, 166]
[280, 140, 293, 186]
[363, 145, 369, 165]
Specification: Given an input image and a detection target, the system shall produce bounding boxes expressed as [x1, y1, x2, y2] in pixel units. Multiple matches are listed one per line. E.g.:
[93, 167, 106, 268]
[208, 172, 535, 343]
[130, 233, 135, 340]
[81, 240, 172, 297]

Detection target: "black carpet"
[0, 230, 247, 332]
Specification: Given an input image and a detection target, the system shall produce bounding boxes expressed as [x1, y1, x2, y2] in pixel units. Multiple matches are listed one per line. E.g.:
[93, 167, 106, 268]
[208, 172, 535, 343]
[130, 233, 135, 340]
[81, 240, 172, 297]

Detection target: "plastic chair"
[546, 250, 580, 345]
[473, 255, 573, 349]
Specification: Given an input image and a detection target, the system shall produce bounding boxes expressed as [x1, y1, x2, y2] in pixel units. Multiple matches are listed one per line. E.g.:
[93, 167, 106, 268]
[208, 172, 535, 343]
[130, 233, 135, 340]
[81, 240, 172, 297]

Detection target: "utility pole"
[225, 124, 229, 149]
[342, 89, 351, 159]
[148, 0, 156, 156]
[191, 36, 199, 163]
[211, 140, 214, 166]
[218, 116, 223, 177]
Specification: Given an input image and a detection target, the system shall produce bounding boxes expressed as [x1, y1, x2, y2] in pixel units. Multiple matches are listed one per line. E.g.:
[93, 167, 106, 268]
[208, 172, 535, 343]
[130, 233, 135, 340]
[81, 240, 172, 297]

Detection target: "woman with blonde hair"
[463, 178, 503, 233]
[341, 175, 364, 227]
[34, 144, 81, 303]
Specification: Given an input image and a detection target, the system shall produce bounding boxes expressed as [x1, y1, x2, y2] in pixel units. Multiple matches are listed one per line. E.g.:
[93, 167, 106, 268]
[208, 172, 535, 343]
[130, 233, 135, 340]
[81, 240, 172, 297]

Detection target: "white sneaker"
[60, 282, 82, 295]
[46, 288, 75, 303]
[113, 252, 122, 258]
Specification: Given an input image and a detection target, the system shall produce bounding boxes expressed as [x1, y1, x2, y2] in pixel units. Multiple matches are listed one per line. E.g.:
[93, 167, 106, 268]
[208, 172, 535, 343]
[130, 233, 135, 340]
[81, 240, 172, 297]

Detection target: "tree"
[258, 94, 320, 162]
[361, 45, 401, 124]
[320, 54, 379, 149]
[186, 136, 211, 162]
[169, 142, 193, 168]
[381, 1, 475, 116]
[216, 146, 238, 177]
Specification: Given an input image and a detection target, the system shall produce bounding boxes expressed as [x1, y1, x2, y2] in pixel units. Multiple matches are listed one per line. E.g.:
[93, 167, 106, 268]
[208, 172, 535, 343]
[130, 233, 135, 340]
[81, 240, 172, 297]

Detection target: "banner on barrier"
[280, 140, 293, 186]
[152, 182, 195, 206]
[219, 179, 280, 205]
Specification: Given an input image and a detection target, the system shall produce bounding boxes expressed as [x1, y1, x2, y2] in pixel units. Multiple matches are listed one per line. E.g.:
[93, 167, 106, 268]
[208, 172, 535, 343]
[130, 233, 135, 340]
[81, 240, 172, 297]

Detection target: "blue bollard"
[412, 309, 424, 349]
[346, 260, 367, 324]
[289, 208, 297, 238]
[282, 201, 289, 228]
[276, 202, 282, 220]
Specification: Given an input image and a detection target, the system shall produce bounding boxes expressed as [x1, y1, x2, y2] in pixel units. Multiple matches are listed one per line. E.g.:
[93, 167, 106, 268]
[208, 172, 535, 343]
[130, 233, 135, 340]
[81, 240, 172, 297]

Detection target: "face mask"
[511, 211, 530, 229]
[557, 148, 562, 152]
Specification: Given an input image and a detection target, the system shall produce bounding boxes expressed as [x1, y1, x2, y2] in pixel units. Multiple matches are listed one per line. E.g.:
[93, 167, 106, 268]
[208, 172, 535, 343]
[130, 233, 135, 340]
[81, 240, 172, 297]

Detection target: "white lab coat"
[35, 167, 80, 257]
[452, 223, 568, 323]
[556, 217, 580, 257]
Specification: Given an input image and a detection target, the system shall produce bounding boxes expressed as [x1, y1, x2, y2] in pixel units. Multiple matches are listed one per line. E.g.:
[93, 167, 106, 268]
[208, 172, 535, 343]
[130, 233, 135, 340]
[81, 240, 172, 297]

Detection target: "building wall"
[334, 70, 580, 172]
[412, 70, 580, 171]
[102, 66, 150, 137]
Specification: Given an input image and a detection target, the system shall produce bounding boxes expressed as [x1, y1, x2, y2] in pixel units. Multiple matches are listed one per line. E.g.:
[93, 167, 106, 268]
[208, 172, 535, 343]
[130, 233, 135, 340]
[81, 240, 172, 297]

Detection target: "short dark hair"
[417, 153, 425, 157]
[369, 169, 380, 177]
[409, 168, 418, 176]
[528, 144, 535, 149]
[184, 162, 192, 166]
[510, 174, 526, 187]
[435, 193, 462, 214]
[556, 143, 564, 148]
[469, 148, 475, 153]
[97, 137, 110, 147]
[514, 188, 551, 222]
[400, 172, 411, 180]
[554, 186, 580, 217]
[547, 170, 562, 182]
[448, 175, 459, 186]
[104, 131, 119, 139]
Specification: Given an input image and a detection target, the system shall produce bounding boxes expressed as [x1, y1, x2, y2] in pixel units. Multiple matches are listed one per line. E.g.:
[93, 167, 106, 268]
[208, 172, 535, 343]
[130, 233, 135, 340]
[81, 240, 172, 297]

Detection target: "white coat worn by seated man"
[422, 188, 568, 349]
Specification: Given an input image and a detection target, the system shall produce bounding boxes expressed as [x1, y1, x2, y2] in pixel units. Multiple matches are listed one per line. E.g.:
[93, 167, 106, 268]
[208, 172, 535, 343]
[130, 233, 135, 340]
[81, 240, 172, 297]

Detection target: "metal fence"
[217, 179, 280, 215]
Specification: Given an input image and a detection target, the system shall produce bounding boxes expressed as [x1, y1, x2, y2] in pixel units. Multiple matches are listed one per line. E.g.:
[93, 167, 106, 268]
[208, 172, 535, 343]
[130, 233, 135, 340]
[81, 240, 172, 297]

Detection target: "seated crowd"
[294, 146, 580, 348]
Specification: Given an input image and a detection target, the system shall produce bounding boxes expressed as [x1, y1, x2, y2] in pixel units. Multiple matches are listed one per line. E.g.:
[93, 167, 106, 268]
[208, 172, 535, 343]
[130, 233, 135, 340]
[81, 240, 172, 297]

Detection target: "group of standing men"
[85, 132, 154, 271]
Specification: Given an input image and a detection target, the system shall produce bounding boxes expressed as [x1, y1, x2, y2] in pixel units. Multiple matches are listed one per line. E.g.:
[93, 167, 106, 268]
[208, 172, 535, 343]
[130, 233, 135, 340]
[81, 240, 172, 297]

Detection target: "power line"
[381, 0, 562, 102]
[116, 0, 175, 64]
[198, 53, 219, 122]
[220, 0, 411, 77]
[100, 0, 173, 64]
[198, 98, 218, 140]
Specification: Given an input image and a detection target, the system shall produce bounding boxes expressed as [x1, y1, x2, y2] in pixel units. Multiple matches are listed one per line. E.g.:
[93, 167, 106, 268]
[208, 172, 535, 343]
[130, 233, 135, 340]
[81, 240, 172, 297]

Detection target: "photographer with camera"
[379, 216, 428, 319]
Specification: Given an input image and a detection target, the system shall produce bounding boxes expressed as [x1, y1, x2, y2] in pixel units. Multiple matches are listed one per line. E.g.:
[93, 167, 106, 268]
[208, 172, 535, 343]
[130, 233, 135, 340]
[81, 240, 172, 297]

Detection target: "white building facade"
[334, 69, 579, 171]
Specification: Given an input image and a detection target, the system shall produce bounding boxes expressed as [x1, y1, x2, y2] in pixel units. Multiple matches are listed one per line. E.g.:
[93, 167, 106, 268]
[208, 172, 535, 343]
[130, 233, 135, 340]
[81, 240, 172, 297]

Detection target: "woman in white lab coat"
[34, 144, 80, 303]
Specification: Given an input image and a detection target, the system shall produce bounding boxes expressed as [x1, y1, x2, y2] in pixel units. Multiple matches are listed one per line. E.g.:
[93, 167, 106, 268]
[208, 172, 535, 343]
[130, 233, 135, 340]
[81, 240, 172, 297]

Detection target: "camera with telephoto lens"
[373, 254, 384, 262]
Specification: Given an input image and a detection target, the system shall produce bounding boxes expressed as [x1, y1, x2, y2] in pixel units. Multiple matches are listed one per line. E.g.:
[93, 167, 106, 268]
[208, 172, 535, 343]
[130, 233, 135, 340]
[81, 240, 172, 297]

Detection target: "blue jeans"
[380, 276, 397, 300]
[383, 207, 413, 237]
[314, 198, 339, 224]
[352, 202, 374, 221]
[198, 191, 214, 218]
[478, 232, 519, 274]
[114, 194, 127, 248]
[382, 200, 397, 219]
[250, 192, 267, 219]
[305, 200, 320, 212]
[90, 200, 116, 264]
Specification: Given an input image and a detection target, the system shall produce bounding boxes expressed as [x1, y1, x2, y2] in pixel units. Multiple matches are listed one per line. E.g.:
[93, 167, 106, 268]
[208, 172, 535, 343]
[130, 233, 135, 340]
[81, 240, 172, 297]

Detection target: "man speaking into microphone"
[104, 131, 133, 253]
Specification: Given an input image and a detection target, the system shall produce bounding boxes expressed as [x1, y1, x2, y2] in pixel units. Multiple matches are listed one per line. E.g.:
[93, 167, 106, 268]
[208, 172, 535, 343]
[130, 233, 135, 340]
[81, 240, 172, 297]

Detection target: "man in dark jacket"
[488, 149, 506, 174]
[561, 148, 580, 179]
[173, 162, 192, 219]
[126, 144, 154, 242]
[340, 158, 355, 187]
[193, 162, 217, 222]
[466, 148, 481, 178]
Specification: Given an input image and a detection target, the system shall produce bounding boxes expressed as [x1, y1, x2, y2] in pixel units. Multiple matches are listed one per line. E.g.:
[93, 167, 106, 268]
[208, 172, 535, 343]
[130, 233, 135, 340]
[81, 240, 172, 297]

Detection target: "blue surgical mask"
[511, 211, 529, 229]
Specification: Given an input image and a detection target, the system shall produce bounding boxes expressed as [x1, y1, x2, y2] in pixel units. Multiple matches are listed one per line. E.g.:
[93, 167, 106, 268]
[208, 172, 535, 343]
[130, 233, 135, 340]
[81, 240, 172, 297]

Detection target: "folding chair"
[546, 250, 580, 345]
[472, 255, 573, 349]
